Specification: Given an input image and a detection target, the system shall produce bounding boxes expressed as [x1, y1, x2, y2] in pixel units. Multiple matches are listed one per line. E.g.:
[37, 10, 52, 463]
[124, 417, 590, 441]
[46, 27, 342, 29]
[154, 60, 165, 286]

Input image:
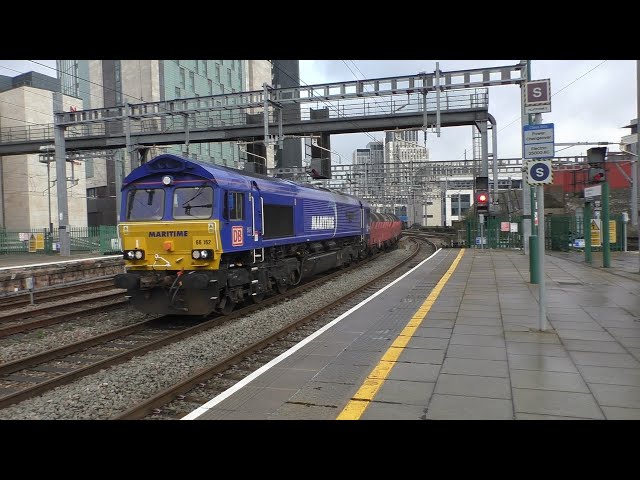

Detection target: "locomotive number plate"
[193, 236, 214, 247]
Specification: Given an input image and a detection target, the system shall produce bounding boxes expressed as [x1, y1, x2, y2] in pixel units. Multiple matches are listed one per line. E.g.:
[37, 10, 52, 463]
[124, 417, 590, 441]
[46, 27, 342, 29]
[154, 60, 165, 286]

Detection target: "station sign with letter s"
[524, 79, 551, 114]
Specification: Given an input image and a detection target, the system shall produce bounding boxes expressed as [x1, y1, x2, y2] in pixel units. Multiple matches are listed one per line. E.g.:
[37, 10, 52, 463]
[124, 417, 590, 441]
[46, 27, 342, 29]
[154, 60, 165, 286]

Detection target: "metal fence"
[466, 216, 524, 249]
[0, 226, 120, 255]
[464, 214, 625, 251]
[545, 214, 625, 252]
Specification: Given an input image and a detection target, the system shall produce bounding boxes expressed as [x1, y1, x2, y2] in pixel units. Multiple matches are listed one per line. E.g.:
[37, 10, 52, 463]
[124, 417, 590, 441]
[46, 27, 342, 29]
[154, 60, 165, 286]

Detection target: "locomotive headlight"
[162, 175, 173, 186]
[191, 249, 213, 261]
[124, 249, 145, 260]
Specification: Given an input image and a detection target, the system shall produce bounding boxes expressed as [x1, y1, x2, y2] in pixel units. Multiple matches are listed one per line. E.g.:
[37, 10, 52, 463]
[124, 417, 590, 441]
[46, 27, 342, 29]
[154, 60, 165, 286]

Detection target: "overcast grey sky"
[299, 60, 637, 163]
[1, 59, 636, 164]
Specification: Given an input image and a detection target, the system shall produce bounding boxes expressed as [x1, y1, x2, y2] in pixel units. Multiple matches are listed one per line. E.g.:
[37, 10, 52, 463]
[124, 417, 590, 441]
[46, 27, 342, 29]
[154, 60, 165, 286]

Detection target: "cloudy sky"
[1, 59, 637, 163]
[299, 60, 637, 163]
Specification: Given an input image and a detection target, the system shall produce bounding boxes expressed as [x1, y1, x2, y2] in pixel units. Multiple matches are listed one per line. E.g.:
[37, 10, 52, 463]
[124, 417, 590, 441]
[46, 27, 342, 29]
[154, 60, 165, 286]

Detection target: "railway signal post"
[475, 176, 489, 250]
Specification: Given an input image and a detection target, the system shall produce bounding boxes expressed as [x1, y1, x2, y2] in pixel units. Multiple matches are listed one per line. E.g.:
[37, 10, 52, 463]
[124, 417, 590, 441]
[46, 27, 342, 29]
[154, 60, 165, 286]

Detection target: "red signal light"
[476, 191, 489, 212]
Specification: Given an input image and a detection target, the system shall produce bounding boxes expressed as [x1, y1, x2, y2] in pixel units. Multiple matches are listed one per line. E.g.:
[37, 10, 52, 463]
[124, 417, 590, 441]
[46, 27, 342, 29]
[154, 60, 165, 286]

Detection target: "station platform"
[0, 253, 123, 294]
[184, 248, 640, 420]
[0, 252, 121, 271]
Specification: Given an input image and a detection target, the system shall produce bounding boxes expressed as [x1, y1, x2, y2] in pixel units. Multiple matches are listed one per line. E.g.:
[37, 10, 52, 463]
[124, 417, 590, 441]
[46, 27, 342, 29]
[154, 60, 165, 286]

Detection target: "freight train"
[114, 154, 402, 316]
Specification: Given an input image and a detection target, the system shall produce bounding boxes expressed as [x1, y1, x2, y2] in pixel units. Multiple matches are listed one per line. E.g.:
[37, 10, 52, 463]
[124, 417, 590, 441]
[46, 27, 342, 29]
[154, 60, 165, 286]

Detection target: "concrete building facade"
[0, 72, 87, 230]
[352, 141, 385, 198]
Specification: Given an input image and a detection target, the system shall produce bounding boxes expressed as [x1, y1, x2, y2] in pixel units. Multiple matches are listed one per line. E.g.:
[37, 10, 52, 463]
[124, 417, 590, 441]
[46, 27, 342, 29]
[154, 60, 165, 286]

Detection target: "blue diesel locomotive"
[114, 154, 399, 316]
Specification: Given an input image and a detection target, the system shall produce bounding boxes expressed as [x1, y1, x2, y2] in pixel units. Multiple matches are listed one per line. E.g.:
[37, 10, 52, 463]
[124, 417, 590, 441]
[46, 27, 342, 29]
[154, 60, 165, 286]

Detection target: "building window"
[195, 60, 199, 74]
[227, 68, 232, 85]
[220, 84, 225, 94]
[215, 64, 221, 83]
[175, 86, 180, 99]
[180, 68, 185, 88]
[189, 71, 195, 91]
[85, 159, 94, 179]
[208, 79, 212, 95]
[202, 61, 207, 77]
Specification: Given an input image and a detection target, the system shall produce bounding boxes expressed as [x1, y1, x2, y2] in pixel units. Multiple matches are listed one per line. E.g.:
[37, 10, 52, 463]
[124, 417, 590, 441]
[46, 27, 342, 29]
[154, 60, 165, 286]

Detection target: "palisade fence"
[465, 214, 625, 251]
[0, 226, 121, 255]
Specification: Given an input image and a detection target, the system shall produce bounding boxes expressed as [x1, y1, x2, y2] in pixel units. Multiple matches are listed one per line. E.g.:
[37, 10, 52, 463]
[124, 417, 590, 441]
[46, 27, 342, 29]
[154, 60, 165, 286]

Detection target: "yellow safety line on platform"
[336, 248, 466, 420]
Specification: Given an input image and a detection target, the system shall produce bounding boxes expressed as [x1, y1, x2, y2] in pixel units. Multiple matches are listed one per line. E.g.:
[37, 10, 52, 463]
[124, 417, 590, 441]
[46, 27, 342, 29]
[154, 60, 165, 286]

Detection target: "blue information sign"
[523, 123, 554, 159]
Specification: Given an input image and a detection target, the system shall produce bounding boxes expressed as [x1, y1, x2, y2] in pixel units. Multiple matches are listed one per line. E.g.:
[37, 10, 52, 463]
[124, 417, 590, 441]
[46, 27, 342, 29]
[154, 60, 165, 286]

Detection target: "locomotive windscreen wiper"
[183, 204, 213, 216]
[181, 184, 206, 208]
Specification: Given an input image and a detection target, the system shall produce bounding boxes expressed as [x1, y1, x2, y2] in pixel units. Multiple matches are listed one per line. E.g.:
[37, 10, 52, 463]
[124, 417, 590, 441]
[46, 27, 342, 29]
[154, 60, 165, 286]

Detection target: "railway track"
[0, 291, 127, 338]
[0, 277, 117, 309]
[0, 241, 426, 411]
[113, 237, 433, 420]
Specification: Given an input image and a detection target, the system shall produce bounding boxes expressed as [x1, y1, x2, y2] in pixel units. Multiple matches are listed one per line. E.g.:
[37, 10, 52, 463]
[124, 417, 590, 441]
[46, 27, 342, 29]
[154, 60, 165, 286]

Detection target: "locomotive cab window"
[223, 192, 244, 221]
[173, 185, 213, 219]
[126, 188, 165, 221]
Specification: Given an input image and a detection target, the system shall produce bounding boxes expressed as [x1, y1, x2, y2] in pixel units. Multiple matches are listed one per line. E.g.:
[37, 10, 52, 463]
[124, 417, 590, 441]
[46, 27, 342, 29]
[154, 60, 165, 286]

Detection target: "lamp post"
[38, 145, 56, 235]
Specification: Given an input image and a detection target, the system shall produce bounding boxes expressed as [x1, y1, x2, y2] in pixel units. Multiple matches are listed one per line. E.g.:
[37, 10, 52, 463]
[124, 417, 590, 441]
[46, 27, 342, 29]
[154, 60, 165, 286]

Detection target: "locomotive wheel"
[219, 296, 234, 315]
[251, 293, 265, 304]
[276, 281, 288, 294]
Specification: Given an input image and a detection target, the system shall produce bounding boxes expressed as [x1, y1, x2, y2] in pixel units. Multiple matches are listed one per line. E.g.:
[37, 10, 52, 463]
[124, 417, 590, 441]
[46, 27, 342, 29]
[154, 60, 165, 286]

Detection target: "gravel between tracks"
[0, 243, 422, 419]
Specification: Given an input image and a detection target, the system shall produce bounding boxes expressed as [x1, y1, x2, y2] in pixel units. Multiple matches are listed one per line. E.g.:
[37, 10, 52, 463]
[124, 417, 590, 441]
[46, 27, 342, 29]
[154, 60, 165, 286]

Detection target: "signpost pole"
[537, 184, 548, 331]
[529, 234, 539, 283]
[524, 157, 552, 331]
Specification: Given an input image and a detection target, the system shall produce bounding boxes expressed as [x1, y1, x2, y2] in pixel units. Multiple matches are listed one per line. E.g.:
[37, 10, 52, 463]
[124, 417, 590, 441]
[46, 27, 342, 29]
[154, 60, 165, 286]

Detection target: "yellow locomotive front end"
[114, 172, 228, 315]
[119, 220, 222, 273]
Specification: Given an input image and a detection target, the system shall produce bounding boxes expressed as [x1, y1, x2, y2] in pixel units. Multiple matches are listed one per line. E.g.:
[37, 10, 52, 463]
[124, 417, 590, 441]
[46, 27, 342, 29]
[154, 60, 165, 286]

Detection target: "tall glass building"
[57, 60, 247, 225]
